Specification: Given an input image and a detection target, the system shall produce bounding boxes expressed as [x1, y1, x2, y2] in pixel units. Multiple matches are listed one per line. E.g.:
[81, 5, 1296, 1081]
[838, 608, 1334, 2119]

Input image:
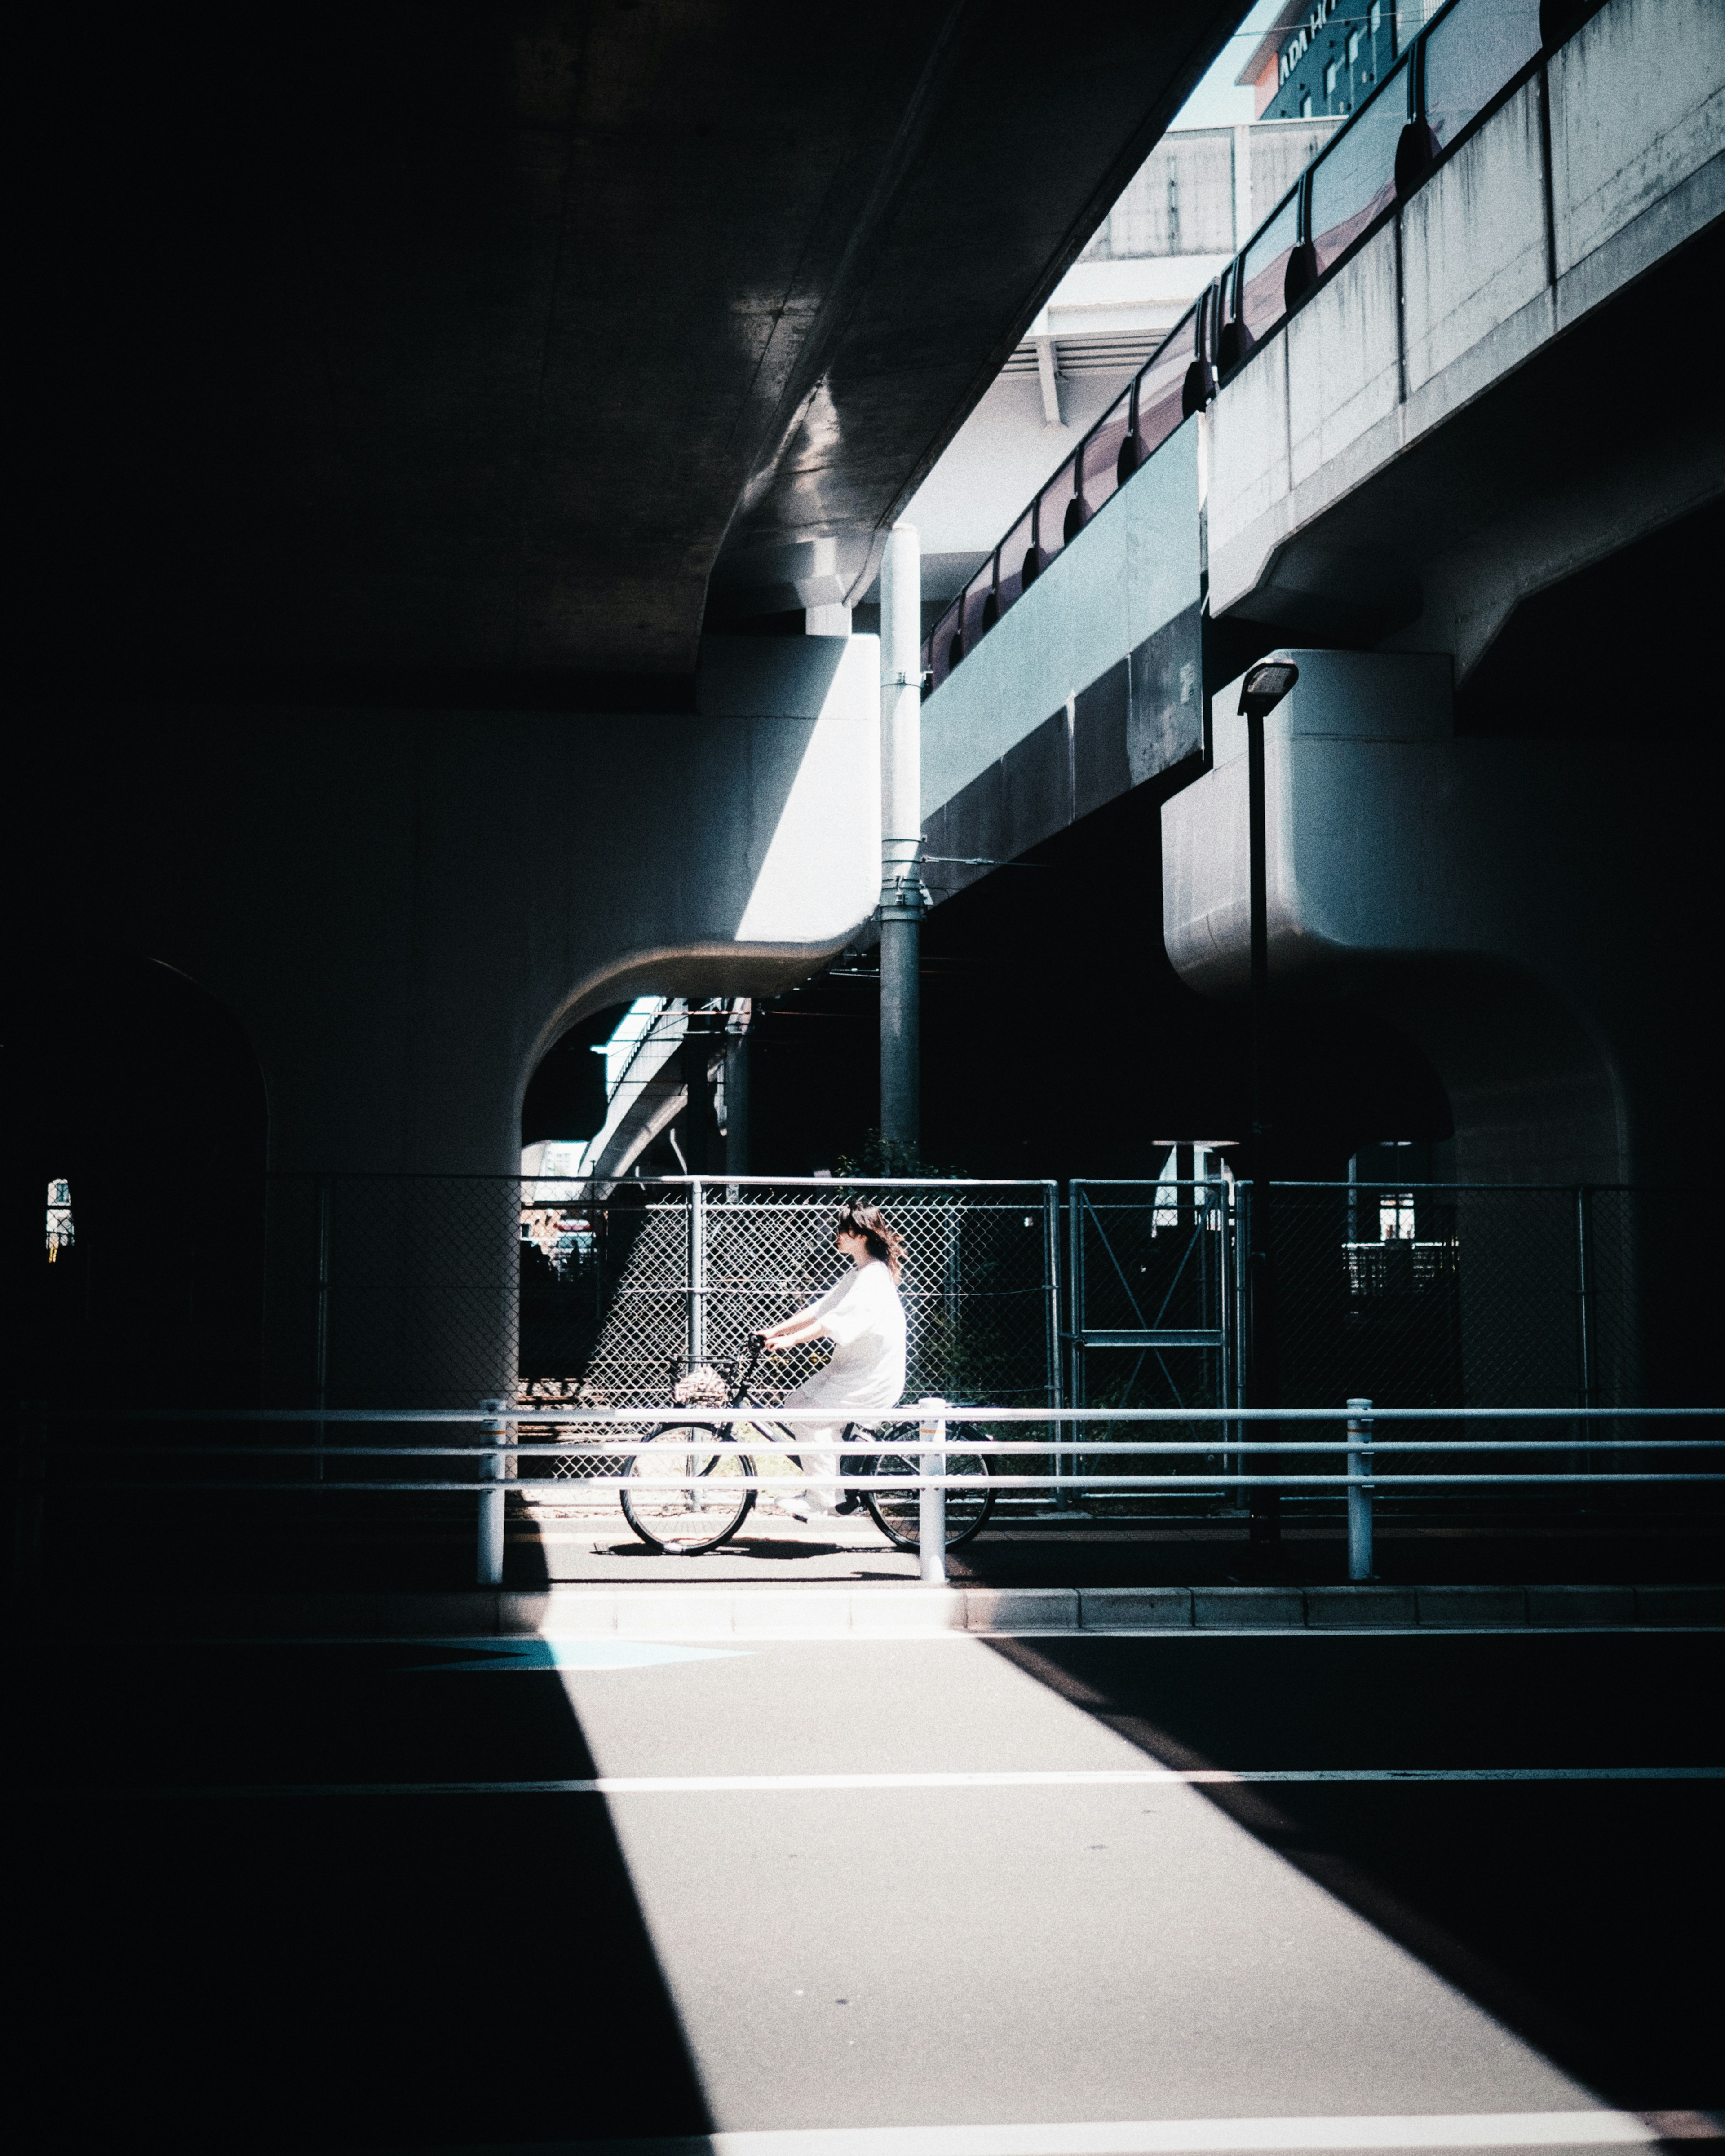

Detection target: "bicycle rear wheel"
[863, 1426, 995, 1550]
[621, 1423, 754, 1554]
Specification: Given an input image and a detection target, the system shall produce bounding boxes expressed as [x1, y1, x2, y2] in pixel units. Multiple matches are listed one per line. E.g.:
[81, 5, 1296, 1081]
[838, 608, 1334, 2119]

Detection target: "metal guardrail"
[15, 1400, 1721, 1593]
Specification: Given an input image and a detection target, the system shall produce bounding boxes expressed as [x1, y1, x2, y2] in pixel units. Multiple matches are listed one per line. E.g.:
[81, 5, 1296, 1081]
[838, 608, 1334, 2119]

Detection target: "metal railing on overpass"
[14, 1400, 1721, 1593]
[923, 0, 1556, 691]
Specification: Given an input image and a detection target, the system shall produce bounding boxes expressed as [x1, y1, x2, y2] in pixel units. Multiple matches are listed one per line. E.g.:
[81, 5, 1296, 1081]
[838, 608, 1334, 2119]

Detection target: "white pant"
[776, 1405, 875, 1509]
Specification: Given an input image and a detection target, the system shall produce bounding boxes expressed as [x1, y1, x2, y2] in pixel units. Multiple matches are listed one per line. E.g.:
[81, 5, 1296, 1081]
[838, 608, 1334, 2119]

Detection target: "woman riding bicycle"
[757, 1202, 907, 1521]
[622, 1201, 993, 1555]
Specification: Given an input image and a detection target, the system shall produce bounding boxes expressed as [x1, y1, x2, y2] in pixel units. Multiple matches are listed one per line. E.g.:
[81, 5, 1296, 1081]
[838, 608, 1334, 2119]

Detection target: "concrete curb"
[25, 1582, 1725, 1639]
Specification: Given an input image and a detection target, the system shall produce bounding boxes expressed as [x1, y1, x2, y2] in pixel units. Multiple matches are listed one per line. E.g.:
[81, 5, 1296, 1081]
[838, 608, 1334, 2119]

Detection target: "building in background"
[1241, 0, 1444, 121]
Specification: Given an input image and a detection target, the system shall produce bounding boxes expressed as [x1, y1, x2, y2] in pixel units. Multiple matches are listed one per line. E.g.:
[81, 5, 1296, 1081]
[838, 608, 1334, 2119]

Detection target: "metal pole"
[1346, 1396, 1374, 1581]
[1227, 1172, 1245, 1489]
[724, 1003, 751, 1177]
[1247, 702, 1269, 1191]
[880, 522, 924, 1153]
[1246, 699, 1278, 1553]
[919, 1394, 947, 1584]
[689, 1177, 707, 1369]
[478, 1393, 508, 1586]
[1209, 1171, 1229, 1482]
[1048, 1180, 1069, 1514]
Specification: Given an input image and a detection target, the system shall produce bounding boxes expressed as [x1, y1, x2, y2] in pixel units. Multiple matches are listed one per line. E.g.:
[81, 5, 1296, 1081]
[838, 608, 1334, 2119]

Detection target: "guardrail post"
[1346, 1396, 1374, 1582]
[478, 1395, 509, 1587]
[918, 1395, 947, 1585]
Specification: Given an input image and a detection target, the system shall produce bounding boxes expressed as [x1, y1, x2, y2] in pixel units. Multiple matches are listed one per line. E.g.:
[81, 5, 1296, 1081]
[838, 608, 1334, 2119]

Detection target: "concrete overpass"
[18, 0, 1241, 698]
[9, 0, 1264, 1401]
[915, 0, 1724, 1189]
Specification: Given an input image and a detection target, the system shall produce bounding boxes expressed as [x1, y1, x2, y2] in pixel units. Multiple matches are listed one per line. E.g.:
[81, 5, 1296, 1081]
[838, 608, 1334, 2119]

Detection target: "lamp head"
[1238, 659, 1299, 724]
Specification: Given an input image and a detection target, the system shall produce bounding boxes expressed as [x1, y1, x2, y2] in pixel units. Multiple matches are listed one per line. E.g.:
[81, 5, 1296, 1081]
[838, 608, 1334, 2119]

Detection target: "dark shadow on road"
[985, 1630, 1724, 2112]
[11, 1640, 711, 2152]
[940, 1521, 1725, 1589]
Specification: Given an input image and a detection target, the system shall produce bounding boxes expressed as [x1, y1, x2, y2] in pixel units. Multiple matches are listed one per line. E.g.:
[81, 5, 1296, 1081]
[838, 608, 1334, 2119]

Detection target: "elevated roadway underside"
[18, 0, 1239, 704]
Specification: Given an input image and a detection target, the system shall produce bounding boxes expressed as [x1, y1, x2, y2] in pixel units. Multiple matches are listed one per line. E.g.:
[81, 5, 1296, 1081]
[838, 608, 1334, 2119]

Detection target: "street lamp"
[1237, 658, 1298, 1558]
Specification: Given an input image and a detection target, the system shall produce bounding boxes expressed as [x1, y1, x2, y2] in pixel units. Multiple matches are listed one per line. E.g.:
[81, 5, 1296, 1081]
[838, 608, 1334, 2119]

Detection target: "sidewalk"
[18, 1577, 1724, 1640]
[512, 1503, 1725, 1589]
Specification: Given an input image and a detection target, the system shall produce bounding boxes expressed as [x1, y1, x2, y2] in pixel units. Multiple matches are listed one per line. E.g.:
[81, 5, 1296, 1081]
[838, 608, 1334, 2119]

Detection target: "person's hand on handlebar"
[756, 1313, 823, 1352]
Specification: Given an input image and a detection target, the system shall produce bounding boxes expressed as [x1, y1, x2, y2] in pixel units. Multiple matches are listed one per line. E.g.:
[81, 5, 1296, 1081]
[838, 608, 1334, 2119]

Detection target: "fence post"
[13, 1402, 48, 1596]
[1346, 1396, 1374, 1582]
[688, 1177, 707, 1369]
[1049, 1180, 1070, 1514]
[918, 1395, 947, 1585]
[478, 1394, 509, 1587]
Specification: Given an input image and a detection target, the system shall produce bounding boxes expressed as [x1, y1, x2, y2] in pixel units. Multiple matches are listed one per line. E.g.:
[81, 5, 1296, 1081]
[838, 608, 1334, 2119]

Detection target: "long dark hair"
[836, 1202, 906, 1282]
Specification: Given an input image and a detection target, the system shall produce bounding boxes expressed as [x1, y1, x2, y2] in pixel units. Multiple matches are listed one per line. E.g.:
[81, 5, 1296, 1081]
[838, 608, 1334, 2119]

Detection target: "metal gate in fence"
[1066, 1165, 1238, 1506]
[1060, 1171, 1662, 1513]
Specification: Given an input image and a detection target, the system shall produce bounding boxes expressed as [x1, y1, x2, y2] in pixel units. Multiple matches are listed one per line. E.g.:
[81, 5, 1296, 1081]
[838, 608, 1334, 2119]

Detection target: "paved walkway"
[11, 1622, 1722, 2151]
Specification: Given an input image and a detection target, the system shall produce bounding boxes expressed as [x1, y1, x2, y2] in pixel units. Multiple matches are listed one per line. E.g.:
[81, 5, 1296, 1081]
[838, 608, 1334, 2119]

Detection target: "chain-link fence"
[1062, 1179, 1699, 1516]
[260, 1174, 1059, 1492]
[31, 1169, 1706, 1530]
[1260, 1182, 1653, 1412]
[519, 1176, 1057, 1492]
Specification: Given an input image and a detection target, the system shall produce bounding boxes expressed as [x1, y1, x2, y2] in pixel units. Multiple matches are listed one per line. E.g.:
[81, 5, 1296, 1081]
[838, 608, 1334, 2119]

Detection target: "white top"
[795, 1258, 907, 1410]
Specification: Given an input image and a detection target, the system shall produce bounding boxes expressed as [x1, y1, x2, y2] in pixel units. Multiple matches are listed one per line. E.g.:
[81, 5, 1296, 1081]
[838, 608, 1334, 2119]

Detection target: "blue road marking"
[409, 1637, 748, 1671]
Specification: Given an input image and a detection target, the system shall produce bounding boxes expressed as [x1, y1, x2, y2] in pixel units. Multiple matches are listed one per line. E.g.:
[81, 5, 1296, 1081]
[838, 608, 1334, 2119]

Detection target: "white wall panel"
[1403, 80, 1550, 395]
[1286, 224, 1400, 489]
[1208, 337, 1290, 566]
[1549, 0, 1725, 277]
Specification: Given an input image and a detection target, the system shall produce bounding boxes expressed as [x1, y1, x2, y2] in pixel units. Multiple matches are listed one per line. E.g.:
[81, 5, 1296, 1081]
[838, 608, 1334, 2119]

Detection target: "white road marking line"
[45, 1625, 1725, 1646]
[566, 2108, 1717, 2153]
[14, 1766, 1722, 1801]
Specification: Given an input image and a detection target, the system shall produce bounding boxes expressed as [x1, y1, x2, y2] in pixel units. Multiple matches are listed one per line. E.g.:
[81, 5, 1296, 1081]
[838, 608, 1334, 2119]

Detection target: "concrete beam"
[1206, 0, 1725, 652]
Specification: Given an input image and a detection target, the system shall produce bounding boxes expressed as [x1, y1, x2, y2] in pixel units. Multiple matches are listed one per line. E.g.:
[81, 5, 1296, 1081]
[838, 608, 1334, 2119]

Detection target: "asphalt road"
[11, 1630, 1722, 2152]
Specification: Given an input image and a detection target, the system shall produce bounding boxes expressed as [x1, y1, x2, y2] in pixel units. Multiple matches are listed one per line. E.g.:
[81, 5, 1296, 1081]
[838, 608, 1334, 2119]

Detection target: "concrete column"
[879, 523, 924, 1151]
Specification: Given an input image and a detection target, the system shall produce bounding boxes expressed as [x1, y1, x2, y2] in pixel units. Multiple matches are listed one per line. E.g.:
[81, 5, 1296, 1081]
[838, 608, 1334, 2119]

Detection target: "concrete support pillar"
[25, 647, 880, 1412]
[879, 523, 924, 1151]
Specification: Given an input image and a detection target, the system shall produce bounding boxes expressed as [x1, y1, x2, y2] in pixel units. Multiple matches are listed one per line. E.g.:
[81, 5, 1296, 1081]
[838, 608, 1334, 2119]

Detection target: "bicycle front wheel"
[863, 1427, 995, 1551]
[621, 1423, 755, 1554]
